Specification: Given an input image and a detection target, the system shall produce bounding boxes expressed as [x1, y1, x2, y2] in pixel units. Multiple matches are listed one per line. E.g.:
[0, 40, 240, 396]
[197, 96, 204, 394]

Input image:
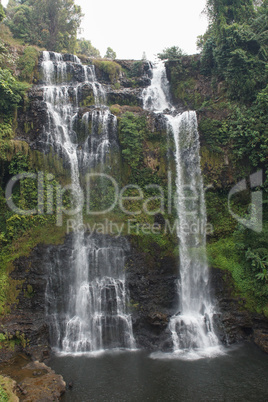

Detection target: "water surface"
[49, 343, 268, 401]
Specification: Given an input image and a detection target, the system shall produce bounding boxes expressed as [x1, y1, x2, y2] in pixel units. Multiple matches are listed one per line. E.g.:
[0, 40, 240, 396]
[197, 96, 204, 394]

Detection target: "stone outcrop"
[0, 234, 178, 354]
[0, 360, 65, 401]
[126, 243, 178, 350]
[17, 361, 66, 401]
[211, 268, 268, 351]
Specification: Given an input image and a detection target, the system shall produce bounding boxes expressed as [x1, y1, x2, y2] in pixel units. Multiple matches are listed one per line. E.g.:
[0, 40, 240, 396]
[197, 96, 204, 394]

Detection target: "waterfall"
[41, 51, 135, 353]
[143, 60, 223, 359]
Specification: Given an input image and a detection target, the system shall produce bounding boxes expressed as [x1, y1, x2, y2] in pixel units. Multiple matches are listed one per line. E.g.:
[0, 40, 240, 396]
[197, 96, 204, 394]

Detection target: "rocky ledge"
[0, 359, 65, 401]
[211, 268, 268, 352]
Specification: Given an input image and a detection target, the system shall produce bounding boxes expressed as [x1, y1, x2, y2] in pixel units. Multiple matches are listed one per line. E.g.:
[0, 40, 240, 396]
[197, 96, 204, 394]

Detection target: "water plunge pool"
[49, 343, 268, 401]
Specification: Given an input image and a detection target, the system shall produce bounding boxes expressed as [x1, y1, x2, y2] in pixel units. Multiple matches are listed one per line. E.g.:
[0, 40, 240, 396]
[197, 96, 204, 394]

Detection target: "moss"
[110, 104, 121, 116]
[129, 231, 178, 269]
[29, 148, 71, 184]
[92, 59, 122, 83]
[108, 94, 140, 107]
[0, 220, 66, 315]
[113, 82, 120, 90]
[175, 77, 202, 109]
[18, 46, 39, 83]
[208, 237, 268, 316]
[0, 376, 17, 402]
[79, 94, 94, 107]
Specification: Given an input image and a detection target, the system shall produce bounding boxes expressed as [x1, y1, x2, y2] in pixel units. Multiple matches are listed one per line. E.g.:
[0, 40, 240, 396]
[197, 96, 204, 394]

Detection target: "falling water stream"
[143, 60, 223, 359]
[41, 51, 135, 353]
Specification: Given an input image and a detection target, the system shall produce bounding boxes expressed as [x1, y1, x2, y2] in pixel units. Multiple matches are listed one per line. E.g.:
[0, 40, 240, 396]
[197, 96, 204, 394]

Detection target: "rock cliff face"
[1, 53, 267, 359]
[211, 268, 268, 353]
[4, 234, 267, 354]
[1, 233, 178, 353]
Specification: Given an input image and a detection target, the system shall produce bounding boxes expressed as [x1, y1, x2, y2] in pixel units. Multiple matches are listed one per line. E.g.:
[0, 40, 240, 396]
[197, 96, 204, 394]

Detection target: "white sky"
[2, 0, 208, 60]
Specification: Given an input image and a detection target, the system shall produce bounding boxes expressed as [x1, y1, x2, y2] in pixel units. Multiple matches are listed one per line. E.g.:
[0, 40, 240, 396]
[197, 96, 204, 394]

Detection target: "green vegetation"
[0, 383, 8, 402]
[0, 375, 18, 401]
[77, 38, 100, 58]
[104, 46, 116, 60]
[18, 46, 39, 82]
[0, 3, 5, 23]
[158, 46, 185, 60]
[197, 0, 268, 315]
[201, 0, 267, 102]
[5, 0, 83, 53]
[119, 112, 147, 170]
[92, 59, 121, 82]
[0, 68, 29, 111]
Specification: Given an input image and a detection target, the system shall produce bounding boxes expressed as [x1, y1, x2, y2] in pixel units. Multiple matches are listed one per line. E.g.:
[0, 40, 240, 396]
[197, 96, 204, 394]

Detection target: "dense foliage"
[0, 385, 8, 402]
[77, 38, 100, 58]
[119, 112, 147, 170]
[201, 0, 267, 102]
[0, 67, 28, 110]
[199, 0, 268, 314]
[104, 47, 116, 60]
[157, 46, 184, 60]
[5, 0, 83, 53]
[0, 3, 5, 23]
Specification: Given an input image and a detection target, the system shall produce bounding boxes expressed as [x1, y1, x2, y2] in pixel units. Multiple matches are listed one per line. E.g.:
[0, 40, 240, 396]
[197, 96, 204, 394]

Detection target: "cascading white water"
[142, 61, 172, 112]
[143, 60, 223, 359]
[60, 237, 135, 353]
[41, 51, 135, 353]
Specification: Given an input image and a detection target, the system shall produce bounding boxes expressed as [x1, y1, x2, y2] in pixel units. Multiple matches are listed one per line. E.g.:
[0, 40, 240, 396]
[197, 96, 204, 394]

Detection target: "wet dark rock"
[107, 87, 143, 107]
[154, 213, 166, 226]
[147, 313, 169, 327]
[19, 361, 66, 401]
[254, 329, 268, 353]
[126, 243, 178, 350]
[211, 268, 268, 351]
[120, 76, 151, 88]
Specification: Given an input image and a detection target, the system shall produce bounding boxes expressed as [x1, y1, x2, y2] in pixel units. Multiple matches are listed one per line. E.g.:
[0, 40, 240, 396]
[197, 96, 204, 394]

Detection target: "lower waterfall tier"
[46, 234, 135, 353]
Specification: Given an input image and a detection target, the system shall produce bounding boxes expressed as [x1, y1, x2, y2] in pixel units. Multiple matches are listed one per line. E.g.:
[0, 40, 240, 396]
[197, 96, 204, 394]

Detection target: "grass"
[207, 237, 268, 317]
[0, 376, 17, 401]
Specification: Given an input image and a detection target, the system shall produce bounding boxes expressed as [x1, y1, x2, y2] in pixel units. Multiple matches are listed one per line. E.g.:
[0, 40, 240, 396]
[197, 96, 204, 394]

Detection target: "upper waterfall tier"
[39, 51, 116, 168]
[142, 60, 173, 113]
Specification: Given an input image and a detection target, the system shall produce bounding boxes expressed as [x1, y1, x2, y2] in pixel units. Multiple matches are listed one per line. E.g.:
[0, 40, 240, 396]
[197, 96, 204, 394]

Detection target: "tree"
[0, 68, 29, 110]
[0, 2, 5, 22]
[5, 0, 83, 53]
[205, 0, 255, 26]
[201, 0, 267, 101]
[77, 38, 100, 58]
[157, 46, 184, 60]
[104, 47, 116, 60]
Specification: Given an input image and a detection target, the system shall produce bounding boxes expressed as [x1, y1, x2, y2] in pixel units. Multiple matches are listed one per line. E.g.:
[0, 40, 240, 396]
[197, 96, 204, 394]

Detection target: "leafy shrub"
[0, 68, 29, 110]
[77, 38, 100, 58]
[104, 47, 116, 60]
[158, 46, 184, 60]
[119, 112, 147, 169]
[0, 385, 8, 402]
[110, 105, 121, 115]
[93, 59, 121, 82]
[129, 61, 143, 78]
[18, 46, 39, 82]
